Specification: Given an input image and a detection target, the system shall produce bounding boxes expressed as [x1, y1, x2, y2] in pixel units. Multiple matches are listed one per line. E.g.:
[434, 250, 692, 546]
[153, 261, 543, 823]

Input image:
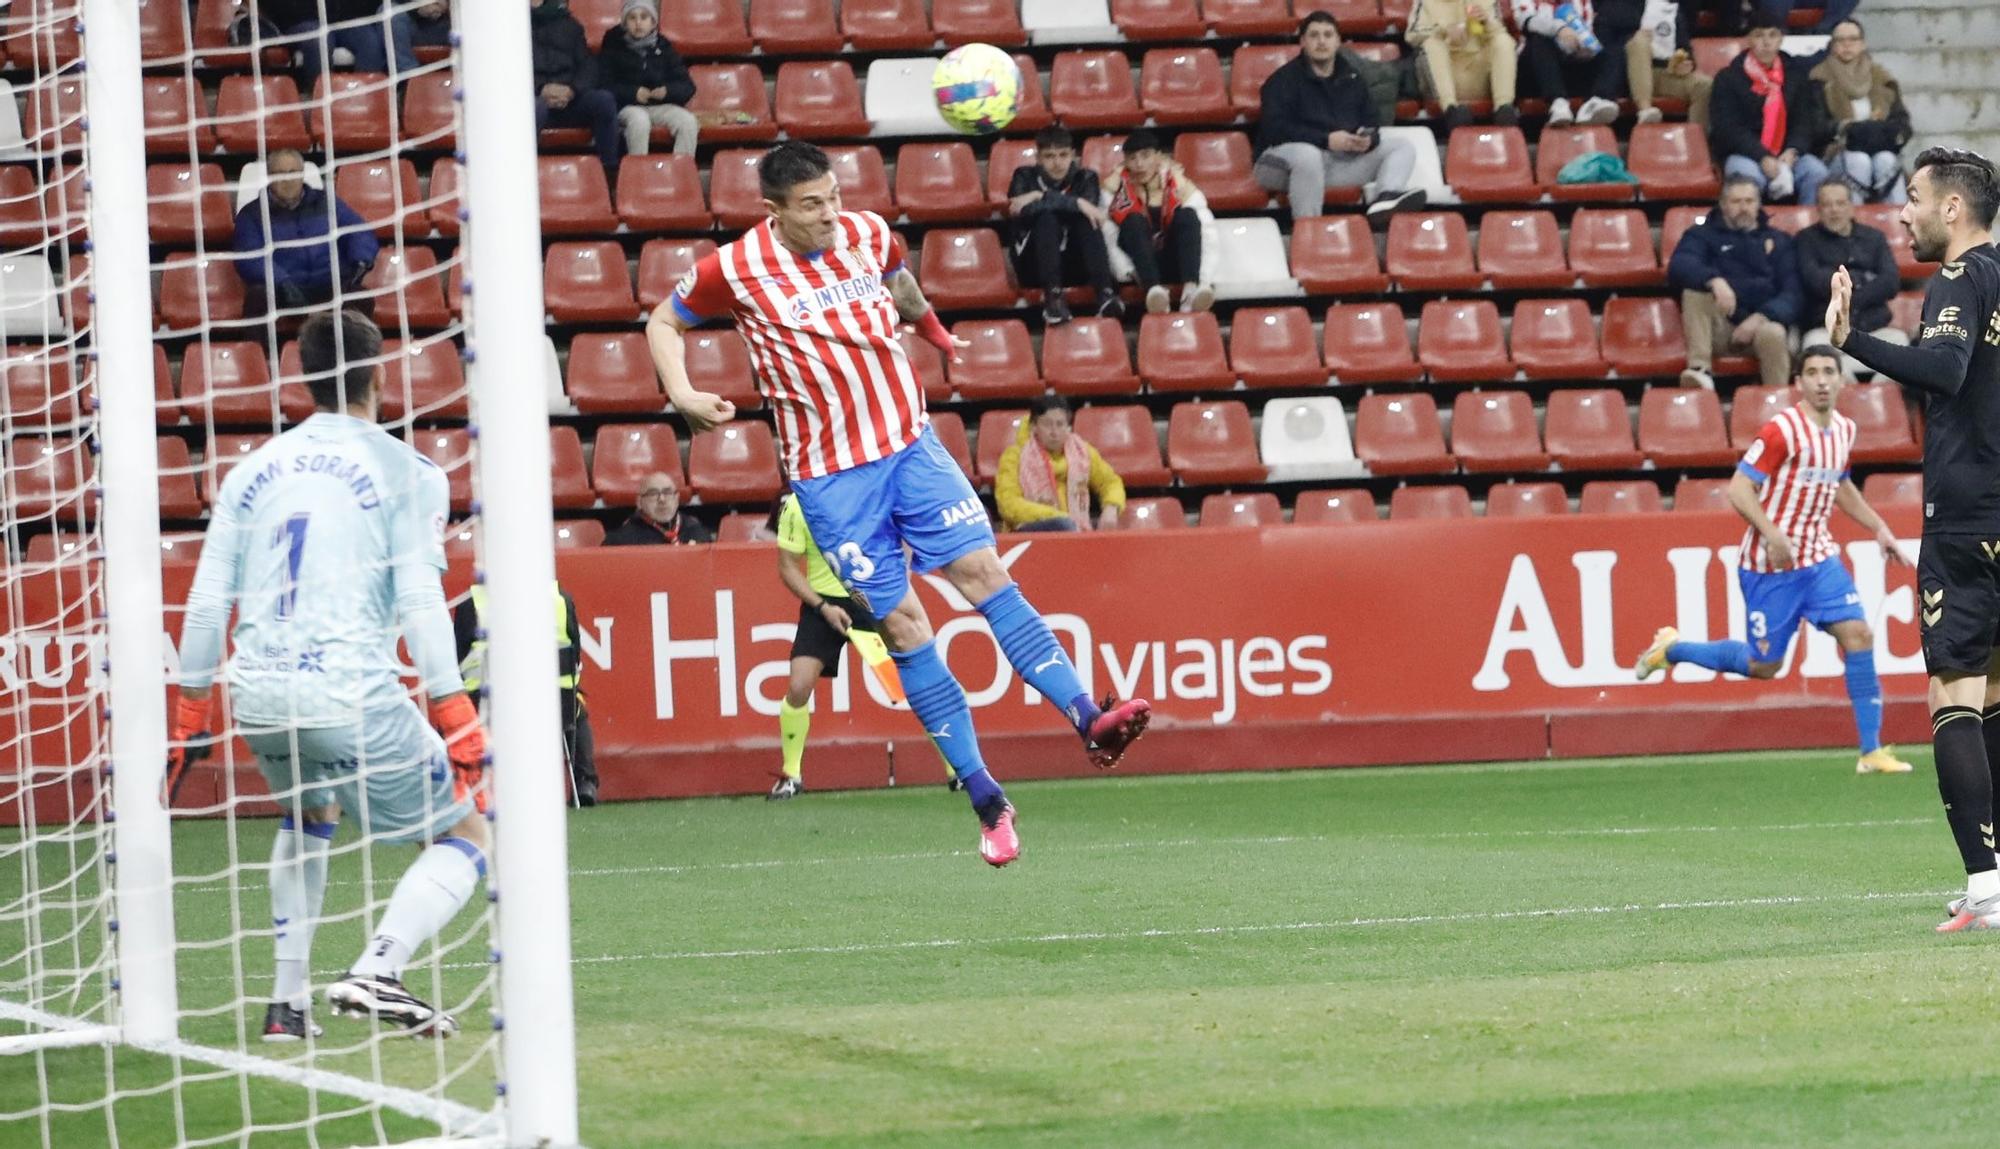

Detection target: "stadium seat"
[1324, 0, 1390, 34]
[681, 329, 762, 410]
[868, 58, 961, 137]
[1601, 296, 1688, 378]
[0, 81, 31, 161]
[750, 0, 843, 54]
[214, 75, 310, 154]
[708, 512, 766, 542]
[919, 228, 1017, 310]
[1044, 317, 1140, 396]
[1021, 0, 1117, 45]
[1568, 208, 1664, 287]
[1486, 481, 1569, 517]
[1324, 302, 1419, 385]
[1228, 43, 1297, 115]
[929, 411, 976, 480]
[1172, 131, 1265, 212]
[1074, 405, 1171, 487]
[948, 319, 1042, 399]
[402, 72, 458, 150]
[141, 76, 215, 157]
[1890, 289, 1924, 337]
[1168, 400, 1264, 486]
[1536, 125, 1634, 201]
[1509, 298, 1608, 380]
[1138, 313, 1231, 393]
[1417, 300, 1510, 384]
[1763, 204, 1815, 234]
[1690, 36, 1744, 77]
[934, 0, 1029, 46]
[1477, 210, 1572, 290]
[179, 342, 313, 426]
[1293, 488, 1377, 524]
[1544, 389, 1642, 470]
[0, 255, 61, 338]
[1640, 387, 1734, 467]
[1204, 0, 1294, 36]
[555, 519, 608, 549]
[22, 74, 84, 157]
[593, 424, 685, 505]
[689, 423, 783, 504]
[1354, 392, 1451, 476]
[1140, 48, 1230, 125]
[1050, 51, 1142, 129]
[1230, 307, 1327, 389]
[708, 149, 770, 230]
[375, 336, 466, 421]
[616, 155, 711, 232]
[7, 434, 91, 520]
[843, 0, 935, 49]
[544, 426, 594, 510]
[1840, 382, 1919, 463]
[975, 408, 1029, 486]
[336, 158, 425, 239]
[199, 433, 268, 506]
[137, 0, 191, 62]
[4, 346, 87, 427]
[312, 73, 396, 154]
[154, 436, 203, 518]
[659, 0, 755, 55]
[539, 155, 618, 236]
[565, 333, 664, 416]
[146, 163, 232, 245]
[1388, 213, 1481, 291]
[568, 0, 623, 43]
[152, 342, 173, 425]
[776, 61, 871, 140]
[686, 64, 778, 144]
[1628, 123, 1721, 199]
[1672, 477, 1734, 513]
[986, 138, 1038, 208]
[1120, 496, 1187, 529]
[1659, 206, 1707, 264]
[638, 239, 718, 309]
[1082, 134, 1128, 180]
[1210, 217, 1298, 299]
[823, 145, 894, 219]
[0, 167, 46, 248]
[1390, 485, 1473, 520]
[1199, 491, 1283, 528]
[896, 329, 953, 405]
[157, 254, 245, 334]
[1451, 391, 1548, 473]
[1580, 479, 1664, 514]
[426, 157, 462, 237]
[1289, 215, 1388, 294]
[1114, 0, 1205, 38]
[1862, 471, 1922, 507]
[543, 242, 639, 323]
[896, 142, 988, 224]
[1260, 396, 1361, 481]
[1445, 127, 1535, 203]
[1728, 384, 1798, 446]
[1859, 204, 1935, 278]
[1007, 54, 1055, 134]
[38, 162, 83, 242]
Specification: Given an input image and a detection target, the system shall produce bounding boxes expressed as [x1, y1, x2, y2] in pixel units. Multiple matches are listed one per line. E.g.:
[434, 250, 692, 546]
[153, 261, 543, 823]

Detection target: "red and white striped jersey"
[670, 210, 927, 480]
[1737, 405, 1857, 573]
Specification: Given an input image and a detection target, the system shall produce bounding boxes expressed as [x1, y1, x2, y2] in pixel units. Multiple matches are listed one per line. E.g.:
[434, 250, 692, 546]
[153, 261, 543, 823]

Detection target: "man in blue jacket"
[232, 149, 380, 319]
[1252, 10, 1425, 222]
[1668, 175, 1801, 391]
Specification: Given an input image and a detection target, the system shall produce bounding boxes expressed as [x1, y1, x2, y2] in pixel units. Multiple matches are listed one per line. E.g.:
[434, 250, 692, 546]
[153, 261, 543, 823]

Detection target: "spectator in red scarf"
[1102, 130, 1214, 315]
[1710, 17, 1831, 204]
[604, 472, 715, 545]
[995, 396, 1127, 533]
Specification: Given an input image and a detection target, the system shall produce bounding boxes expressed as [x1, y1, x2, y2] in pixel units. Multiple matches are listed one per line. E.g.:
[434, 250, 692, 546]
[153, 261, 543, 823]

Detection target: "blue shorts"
[791, 426, 994, 614]
[1738, 559, 1867, 664]
[242, 697, 472, 845]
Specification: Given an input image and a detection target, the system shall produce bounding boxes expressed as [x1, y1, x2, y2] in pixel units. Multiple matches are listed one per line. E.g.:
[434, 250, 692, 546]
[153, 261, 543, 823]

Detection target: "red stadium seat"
[1862, 471, 1922, 507]
[593, 424, 685, 504]
[987, 138, 1038, 207]
[1445, 127, 1535, 203]
[1120, 496, 1187, 529]
[1673, 477, 1734, 513]
[1544, 389, 1642, 470]
[659, 0, 755, 55]
[39, 163, 84, 243]
[616, 155, 711, 232]
[775, 61, 870, 140]
[543, 242, 638, 323]
[63, 252, 97, 335]
[896, 142, 988, 224]
[180, 342, 312, 427]
[1324, 303, 1420, 385]
[137, 0, 190, 62]
[1198, 491, 1282, 528]
[147, 163, 232, 245]
[155, 437, 202, 518]
[896, 329, 953, 405]
[569, 0, 624, 43]
[1601, 296, 1689, 378]
[638, 238, 718, 309]
[1840, 382, 1919, 463]
[682, 329, 762, 410]
[7, 435, 92, 520]
[1640, 387, 1734, 467]
[929, 410, 976, 479]
[5, 346, 89, 427]
[1172, 131, 1265, 212]
[708, 149, 770, 230]
[313, 73, 396, 155]
[1536, 125, 1634, 201]
[213, 75, 312, 154]
[823, 145, 894, 219]
[1205, 0, 1294, 36]
[1293, 488, 1378, 524]
[1050, 51, 1142, 130]
[1388, 212, 1481, 291]
[153, 342, 173, 425]
[1477, 210, 1572, 290]
[1044, 317, 1140, 397]
[1115, 0, 1205, 39]
[919, 228, 1017, 310]
[1168, 400, 1265, 486]
[975, 408, 1028, 486]
[1728, 383, 1798, 446]
[1660, 206, 1707, 263]
[376, 337, 466, 421]
[1569, 208, 1664, 287]
[201, 433, 271, 507]
[1486, 481, 1569, 517]
[1138, 313, 1231, 393]
[555, 519, 608, 548]
[1580, 479, 1663, 514]
[1074, 405, 1171, 488]
[1354, 392, 1452, 476]
[336, 158, 425, 239]
[949, 319, 1042, 400]
[565, 333, 663, 415]
[546, 427, 594, 511]
[1229, 306, 1327, 389]
[1290, 215, 1388, 294]
[1859, 204, 1935, 278]
[1509, 298, 1608, 380]
[843, 0, 934, 48]
[539, 155, 618, 236]
[1390, 485, 1473, 520]
[934, 0, 1028, 46]
[141, 76, 216, 157]
[1417, 300, 1510, 383]
[157, 254, 245, 333]
[23, 74, 84, 156]
[1140, 48, 1229, 125]
[402, 72, 458, 150]
[750, 0, 842, 54]
[426, 157, 462, 237]
[689, 423, 783, 504]
[686, 64, 778, 144]
[1890, 289, 1924, 337]
[1628, 123, 1721, 199]
[709, 512, 766, 543]
[1691, 36, 1744, 77]
[1082, 135, 1128, 181]
[1228, 44, 1297, 115]
[1763, 204, 1815, 234]
[1450, 391, 1548, 473]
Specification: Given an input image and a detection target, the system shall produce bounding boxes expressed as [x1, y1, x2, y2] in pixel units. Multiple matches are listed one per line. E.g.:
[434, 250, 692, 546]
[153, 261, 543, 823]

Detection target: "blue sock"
[892, 640, 1005, 814]
[976, 583, 1100, 736]
[1665, 639, 1752, 677]
[1845, 648, 1883, 754]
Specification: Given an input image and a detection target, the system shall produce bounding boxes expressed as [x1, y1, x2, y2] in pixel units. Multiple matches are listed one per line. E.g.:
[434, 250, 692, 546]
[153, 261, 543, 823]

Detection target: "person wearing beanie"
[599, 0, 700, 157]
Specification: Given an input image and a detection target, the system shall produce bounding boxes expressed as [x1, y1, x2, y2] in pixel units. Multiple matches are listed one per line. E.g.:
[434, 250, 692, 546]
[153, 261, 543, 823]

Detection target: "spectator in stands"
[1407, 0, 1519, 130]
[1811, 20, 1911, 205]
[1253, 11, 1425, 222]
[1797, 179, 1907, 371]
[1102, 130, 1213, 314]
[599, 0, 700, 158]
[409, 1, 452, 51]
[1509, 0, 1628, 126]
[995, 396, 1127, 533]
[604, 473, 715, 545]
[241, 1, 417, 89]
[530, 0, 622, 176]
[1668, 174, 1801, 391]
[1628, 0, 1712, 126]
[1007, 126, 1122, 327]
[232, 148, 379, 319]
[1710, 16, 1831, 204]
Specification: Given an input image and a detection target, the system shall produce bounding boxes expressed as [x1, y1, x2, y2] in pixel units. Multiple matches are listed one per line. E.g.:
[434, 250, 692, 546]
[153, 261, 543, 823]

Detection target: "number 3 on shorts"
[1748, 611, 1768, 639]
[822, 542, 876, 584]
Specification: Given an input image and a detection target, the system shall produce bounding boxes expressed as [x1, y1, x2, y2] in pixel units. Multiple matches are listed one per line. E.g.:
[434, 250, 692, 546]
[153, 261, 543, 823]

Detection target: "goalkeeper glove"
[427, 692, 488, 790]
[164, 692, 214, 805]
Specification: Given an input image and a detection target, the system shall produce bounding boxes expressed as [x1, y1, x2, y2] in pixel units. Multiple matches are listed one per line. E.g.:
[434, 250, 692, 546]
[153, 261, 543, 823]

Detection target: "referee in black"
[1829, 147, 2000, 930]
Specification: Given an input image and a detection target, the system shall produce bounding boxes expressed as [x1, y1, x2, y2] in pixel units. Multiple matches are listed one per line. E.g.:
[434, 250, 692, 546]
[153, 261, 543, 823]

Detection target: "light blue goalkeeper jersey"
[181, 412, 455, 728]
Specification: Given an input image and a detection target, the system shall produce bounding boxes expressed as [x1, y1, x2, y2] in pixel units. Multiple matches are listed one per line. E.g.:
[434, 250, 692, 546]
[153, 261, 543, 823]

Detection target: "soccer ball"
[932, 44, 1021, 135]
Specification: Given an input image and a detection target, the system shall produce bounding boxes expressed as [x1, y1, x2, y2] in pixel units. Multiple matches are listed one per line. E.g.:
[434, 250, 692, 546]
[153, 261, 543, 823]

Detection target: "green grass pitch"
[11, 748, 2000, 1147]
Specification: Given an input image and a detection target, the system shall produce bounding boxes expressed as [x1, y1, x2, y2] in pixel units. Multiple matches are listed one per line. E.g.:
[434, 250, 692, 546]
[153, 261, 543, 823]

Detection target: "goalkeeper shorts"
[242, 697, 475, 844]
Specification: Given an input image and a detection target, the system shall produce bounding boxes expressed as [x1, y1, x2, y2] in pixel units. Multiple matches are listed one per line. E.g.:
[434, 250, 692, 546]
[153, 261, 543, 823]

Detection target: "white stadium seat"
[864, 58, 952, 137]
[1021, 0, 1117, 44]
[0, 255, 63, 338]
[1260, 396, 1364, 482]
[1209, 217, 1301, 300]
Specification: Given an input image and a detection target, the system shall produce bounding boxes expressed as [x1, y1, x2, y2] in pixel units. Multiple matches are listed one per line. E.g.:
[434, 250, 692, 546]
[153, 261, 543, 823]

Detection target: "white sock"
[270, 822, 332, 1010]
[1968, 869, 2000, 904]
[351, 838, 483, 980]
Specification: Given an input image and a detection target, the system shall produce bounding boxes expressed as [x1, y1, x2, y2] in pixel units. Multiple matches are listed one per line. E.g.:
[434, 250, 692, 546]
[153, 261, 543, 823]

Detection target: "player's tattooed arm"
[886, 267, 933, 322]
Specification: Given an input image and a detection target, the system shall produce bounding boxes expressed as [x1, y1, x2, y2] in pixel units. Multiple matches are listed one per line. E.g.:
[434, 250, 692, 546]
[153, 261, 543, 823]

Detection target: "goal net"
[0, 2, 577, 1145]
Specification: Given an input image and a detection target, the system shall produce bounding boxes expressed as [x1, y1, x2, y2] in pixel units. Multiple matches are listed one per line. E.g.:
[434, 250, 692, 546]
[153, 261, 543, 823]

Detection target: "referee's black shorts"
[790, 595, 882, 674]
[1919, 535, 2000, 674]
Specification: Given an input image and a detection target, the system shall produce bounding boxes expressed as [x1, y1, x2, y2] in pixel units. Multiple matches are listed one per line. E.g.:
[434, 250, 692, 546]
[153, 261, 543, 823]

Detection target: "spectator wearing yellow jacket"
[995, 395, 1127, 533]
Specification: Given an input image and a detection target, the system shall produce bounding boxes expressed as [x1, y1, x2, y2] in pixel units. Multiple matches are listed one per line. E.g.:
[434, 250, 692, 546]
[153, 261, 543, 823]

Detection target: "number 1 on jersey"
[272, 513, 310, 620]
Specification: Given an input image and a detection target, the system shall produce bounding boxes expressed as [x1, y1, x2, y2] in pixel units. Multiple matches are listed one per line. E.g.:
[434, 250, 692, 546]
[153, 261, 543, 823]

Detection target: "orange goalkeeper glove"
[427, 692, 488, 785]
[164, 692, 214, 804]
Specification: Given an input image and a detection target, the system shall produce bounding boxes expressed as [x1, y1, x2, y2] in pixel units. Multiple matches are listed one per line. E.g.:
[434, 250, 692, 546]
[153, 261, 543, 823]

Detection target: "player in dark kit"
[1827, 147, 2000, 931]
